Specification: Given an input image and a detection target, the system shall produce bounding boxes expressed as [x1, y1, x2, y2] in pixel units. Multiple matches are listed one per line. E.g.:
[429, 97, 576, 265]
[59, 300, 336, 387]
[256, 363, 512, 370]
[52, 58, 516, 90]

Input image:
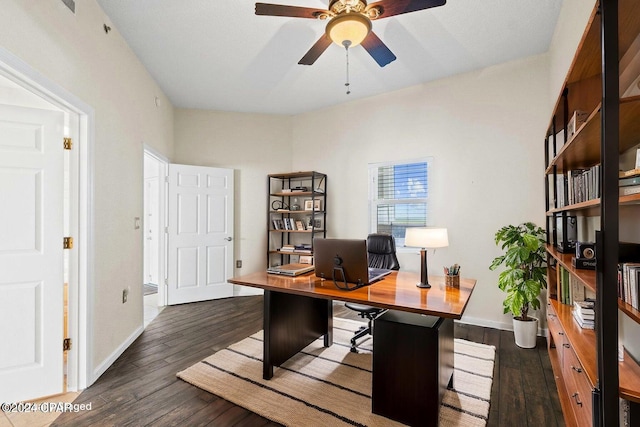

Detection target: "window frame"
[368, 157, 433, 251]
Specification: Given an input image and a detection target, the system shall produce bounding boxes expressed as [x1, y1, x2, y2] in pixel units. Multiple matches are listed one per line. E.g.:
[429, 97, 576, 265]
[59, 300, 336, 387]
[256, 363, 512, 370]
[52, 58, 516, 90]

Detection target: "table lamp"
[405, 227, 449, 288]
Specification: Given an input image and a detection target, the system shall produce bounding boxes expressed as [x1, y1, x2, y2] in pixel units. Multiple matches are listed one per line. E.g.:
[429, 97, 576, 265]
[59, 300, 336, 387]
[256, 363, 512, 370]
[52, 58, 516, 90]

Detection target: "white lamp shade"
[326, 13, 372, 47]
[405, 227, 449, 249]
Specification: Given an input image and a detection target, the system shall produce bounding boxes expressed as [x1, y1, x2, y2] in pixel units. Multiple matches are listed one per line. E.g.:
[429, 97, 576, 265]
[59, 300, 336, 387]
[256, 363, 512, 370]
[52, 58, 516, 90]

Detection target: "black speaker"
[556, 215, 577, 253]
[575, 242, 596, 260]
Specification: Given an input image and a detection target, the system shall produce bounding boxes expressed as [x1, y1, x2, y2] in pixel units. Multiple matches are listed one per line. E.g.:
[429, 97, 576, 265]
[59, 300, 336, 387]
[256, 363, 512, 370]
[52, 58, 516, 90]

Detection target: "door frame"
[0, 47, 95, 390]
[143, 146, 168, 307]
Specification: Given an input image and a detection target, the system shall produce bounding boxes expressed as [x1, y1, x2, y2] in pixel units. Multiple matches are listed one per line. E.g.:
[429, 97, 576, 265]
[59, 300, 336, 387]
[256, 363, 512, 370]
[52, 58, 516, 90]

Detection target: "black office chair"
[345, 233, 400, 352]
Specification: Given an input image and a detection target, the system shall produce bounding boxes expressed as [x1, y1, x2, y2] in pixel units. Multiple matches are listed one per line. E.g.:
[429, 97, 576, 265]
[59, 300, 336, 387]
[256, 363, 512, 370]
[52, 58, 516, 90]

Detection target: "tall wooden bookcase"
[267, 171, 327, 267]
[544, 1, 640, 425]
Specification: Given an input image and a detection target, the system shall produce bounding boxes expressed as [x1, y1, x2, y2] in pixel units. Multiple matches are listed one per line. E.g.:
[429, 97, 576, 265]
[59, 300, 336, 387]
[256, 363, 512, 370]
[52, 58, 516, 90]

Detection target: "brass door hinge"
[63, 338, 71, 351]
[63, 137, 73, 150]
[63, 237, 73, 249]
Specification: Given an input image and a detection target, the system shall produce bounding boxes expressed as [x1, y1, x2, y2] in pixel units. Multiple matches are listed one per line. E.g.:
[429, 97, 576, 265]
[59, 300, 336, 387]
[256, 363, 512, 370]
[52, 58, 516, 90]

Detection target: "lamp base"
[416, 282, 431, 289]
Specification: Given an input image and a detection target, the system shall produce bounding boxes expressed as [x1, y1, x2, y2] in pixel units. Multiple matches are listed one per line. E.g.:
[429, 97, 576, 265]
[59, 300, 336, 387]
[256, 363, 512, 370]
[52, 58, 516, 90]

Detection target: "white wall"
[291, 55, 550, 330]
[0, 0, 174, 374]
[173, 109, 292, 289]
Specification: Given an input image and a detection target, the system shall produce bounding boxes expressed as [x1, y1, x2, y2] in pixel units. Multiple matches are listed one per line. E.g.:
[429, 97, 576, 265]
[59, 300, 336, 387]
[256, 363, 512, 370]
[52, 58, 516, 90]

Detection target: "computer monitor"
[313, 238, 390, 288]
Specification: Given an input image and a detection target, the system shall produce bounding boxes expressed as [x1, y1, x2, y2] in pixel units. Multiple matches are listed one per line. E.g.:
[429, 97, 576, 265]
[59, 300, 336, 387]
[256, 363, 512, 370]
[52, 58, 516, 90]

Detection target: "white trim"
[0, 47, 95, 389]
[143, 146, 169, 308]
[367, 157, 433, 247]
[92, 326, 144, 381]
[456, 316, 547, 337]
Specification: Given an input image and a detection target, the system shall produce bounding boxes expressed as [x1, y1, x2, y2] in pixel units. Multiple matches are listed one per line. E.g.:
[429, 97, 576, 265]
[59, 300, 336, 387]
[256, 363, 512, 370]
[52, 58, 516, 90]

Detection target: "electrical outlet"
[122, 289, 128, 303]
[236, 260, 242, 268]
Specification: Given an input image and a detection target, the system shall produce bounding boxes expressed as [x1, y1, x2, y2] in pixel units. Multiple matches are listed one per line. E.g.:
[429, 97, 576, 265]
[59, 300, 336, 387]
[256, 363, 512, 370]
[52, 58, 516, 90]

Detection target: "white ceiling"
[96, 0, 563, 115]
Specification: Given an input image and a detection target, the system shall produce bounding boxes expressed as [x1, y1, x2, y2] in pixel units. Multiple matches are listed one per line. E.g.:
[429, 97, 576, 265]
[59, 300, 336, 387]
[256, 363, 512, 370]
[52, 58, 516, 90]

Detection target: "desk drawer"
[546, 304, 564, 364]
[563, 344, 593, 427]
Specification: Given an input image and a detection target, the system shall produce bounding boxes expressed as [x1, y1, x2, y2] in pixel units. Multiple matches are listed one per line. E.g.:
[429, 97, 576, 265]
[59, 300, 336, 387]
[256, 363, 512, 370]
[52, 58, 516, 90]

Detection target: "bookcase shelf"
[619, 299, 640, 324]
[267, 171, 326, 268]
[546, 245, 596, 294]
[546, 97, 640, 175]
[544, 0, 640, 423]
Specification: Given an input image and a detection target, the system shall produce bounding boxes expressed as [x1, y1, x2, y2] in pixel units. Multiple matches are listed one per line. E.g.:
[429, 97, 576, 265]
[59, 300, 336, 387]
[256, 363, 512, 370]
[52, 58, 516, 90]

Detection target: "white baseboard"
[91, 325, 144, 384]
[457, 315, 548, 337]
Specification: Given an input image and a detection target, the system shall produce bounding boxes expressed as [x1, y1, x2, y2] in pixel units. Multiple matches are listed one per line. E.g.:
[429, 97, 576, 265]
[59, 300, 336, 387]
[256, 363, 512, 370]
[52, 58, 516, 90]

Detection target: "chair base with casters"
[345, 233, 399, 352]
[344, 302, 387, 352]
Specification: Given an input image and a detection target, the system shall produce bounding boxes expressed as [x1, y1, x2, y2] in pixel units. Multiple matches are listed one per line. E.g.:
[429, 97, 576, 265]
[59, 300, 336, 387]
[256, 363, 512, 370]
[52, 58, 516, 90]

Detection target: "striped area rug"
[177, 317, 495, 426]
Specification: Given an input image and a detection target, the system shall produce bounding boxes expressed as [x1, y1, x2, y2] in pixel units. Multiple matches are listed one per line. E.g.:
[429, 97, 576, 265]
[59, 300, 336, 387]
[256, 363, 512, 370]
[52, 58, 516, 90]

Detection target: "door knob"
[225, 237, 233, 241]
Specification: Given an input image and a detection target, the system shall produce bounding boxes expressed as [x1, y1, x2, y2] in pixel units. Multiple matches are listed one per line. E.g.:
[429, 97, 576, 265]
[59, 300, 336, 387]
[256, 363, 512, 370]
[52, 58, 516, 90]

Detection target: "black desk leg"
[263, 290, 332, 380]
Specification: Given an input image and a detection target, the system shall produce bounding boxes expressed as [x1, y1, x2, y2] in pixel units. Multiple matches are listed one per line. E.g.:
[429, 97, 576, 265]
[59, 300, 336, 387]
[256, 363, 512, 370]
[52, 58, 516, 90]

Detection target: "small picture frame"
[299, 255, 313, 265]
[313, 218, 323, 230]
[313, 199, 322, 211]
[304, 199, 314, 211]
[295, 220, 306, 231]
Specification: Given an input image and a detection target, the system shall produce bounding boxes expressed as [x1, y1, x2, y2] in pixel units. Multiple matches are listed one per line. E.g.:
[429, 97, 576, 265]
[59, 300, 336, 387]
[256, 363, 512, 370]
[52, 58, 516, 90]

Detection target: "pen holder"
[445, 275, 460, 288]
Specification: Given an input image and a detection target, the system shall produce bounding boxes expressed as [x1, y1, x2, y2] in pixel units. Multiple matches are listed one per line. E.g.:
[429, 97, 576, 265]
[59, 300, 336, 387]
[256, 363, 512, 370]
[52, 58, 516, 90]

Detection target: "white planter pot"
[512, 317, 538, 349]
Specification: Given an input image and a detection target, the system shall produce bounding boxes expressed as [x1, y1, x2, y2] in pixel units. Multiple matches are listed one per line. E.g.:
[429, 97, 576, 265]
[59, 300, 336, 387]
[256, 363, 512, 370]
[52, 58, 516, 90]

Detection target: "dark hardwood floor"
[52, 296, 564, 426]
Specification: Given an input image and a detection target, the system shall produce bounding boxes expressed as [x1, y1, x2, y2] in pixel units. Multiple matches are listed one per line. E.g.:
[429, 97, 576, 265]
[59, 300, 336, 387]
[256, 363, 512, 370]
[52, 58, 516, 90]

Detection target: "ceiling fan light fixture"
[326, 12, 371, 47]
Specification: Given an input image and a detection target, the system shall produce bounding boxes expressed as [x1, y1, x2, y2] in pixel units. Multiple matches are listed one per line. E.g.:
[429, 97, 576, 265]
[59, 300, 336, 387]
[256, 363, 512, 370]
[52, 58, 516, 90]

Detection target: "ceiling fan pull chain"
[343, 40, 351, 95]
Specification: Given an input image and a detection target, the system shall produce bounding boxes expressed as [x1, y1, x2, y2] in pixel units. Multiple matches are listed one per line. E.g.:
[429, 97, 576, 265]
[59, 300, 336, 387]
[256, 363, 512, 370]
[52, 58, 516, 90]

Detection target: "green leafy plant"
[489, 222, 547, 321]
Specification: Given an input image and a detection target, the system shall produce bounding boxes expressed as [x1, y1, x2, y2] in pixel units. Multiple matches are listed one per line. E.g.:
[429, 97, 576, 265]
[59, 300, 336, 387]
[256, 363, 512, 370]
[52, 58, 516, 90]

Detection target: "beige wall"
[171, 0, 598, 333]
[173, 109, 292, 281]
[2, 0, 612, 386]
[291, 54, 550, 330]
[0, 0, 174, 373]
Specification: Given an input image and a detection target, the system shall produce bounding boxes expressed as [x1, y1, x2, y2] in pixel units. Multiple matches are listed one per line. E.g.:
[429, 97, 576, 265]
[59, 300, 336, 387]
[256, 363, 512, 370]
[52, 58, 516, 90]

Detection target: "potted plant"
[489, 222, 547, 348]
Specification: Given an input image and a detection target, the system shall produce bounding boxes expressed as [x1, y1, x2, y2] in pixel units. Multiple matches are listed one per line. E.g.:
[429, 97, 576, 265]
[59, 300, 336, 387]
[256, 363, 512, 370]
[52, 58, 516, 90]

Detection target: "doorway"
[143, 149, 167, 326]
[0, 48, 92, 401]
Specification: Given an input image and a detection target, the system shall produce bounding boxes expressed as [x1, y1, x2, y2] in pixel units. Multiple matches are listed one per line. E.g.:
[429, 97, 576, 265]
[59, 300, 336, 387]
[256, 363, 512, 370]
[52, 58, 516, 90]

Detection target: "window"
[369, 159, 431, 247]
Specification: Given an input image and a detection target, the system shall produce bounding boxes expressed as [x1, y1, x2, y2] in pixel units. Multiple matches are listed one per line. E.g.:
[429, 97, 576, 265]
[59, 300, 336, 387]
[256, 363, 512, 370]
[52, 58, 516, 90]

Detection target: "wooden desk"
[229, 271, 476, 425]
[230, 271, 475, 373]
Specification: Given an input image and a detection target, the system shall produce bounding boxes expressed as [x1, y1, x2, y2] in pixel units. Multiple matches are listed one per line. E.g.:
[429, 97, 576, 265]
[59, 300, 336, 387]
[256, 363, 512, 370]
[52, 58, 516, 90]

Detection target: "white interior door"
[0, 104, 64, 402]
[167, 164, 234, 305]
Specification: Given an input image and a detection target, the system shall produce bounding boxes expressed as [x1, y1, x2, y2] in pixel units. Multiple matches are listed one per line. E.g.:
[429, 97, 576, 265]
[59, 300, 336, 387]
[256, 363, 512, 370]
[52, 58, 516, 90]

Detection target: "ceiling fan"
[255, 0, 446, 67]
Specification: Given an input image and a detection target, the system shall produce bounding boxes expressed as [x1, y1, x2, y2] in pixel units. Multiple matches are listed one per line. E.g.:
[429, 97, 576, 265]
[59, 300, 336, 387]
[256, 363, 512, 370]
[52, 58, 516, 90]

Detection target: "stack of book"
[572, 300, 595, 329]
[280, 245, 295, 252]
[294, 243, 312, 254]
[619, 169, 640, 196]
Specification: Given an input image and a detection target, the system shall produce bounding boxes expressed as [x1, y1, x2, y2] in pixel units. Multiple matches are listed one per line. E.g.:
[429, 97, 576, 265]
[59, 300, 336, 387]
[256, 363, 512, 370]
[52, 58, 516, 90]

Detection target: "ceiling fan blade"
[255, 3, 328, 19]
[366, 0, 446, 19]
[298, 35, 332, 65]
[361, 31, 396, 67]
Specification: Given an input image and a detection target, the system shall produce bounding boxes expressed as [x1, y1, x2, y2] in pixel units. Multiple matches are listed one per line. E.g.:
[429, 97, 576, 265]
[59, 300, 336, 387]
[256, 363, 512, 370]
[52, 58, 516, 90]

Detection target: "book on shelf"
[619, 175, 640, 187]
[566, 164, 600, 205]
[619, 262, 640, 309]
[572, 299, 595, 329]
[293, 243, 312, 253]
[573, 300, 595, 317]
[619, 184, 640, 196]
[280, 245, 295, 252]
[572, 310, 595, 329]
